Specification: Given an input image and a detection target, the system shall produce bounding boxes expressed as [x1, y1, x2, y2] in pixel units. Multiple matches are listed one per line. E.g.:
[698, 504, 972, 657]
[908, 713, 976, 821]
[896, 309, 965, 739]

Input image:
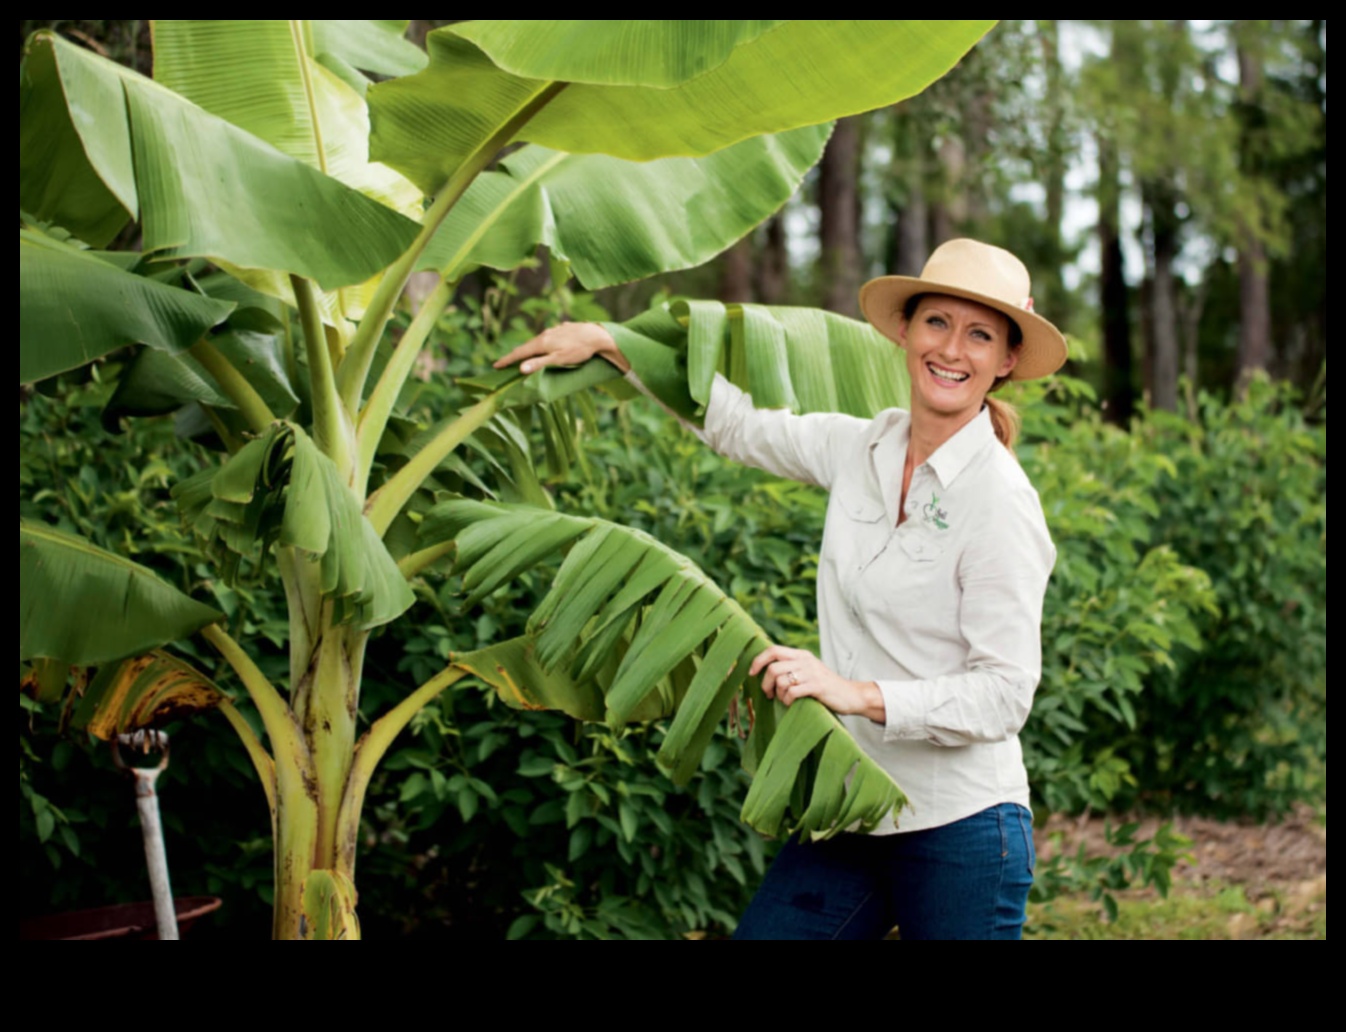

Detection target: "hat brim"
[859, 276, 1067, 381]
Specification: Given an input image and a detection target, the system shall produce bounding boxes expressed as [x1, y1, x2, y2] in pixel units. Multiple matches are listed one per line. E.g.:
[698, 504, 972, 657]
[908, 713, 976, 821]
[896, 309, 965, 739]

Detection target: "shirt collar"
[925, 406, 996, 487]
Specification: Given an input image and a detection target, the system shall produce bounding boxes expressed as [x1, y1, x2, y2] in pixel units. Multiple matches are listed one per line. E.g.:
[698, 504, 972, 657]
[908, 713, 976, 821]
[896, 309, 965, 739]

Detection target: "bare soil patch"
[1036, 803, 1326, 890]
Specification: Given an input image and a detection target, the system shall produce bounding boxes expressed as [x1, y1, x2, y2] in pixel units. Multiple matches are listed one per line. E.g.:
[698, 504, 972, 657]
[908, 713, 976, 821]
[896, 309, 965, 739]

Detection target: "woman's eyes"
[924, 315, 994, 342]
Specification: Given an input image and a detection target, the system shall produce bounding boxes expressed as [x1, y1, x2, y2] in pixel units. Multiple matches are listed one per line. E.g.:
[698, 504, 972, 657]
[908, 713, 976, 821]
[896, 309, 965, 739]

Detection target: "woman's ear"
[895, 316, 909, 349]
[997, 347, 1020, 378]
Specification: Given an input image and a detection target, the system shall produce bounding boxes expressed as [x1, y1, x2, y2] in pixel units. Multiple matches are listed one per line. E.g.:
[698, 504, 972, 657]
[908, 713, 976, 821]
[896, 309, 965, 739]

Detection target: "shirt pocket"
[838, 492, 886, 524]
[897, 526, 946, 563]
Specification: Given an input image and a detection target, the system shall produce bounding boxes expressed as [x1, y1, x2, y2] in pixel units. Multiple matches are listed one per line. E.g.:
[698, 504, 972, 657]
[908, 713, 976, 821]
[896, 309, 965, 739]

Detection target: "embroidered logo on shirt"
[922, 493, 950, 530]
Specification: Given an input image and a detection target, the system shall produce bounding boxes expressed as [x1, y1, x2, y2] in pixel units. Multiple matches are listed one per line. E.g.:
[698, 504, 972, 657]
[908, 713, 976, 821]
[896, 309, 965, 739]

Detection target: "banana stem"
[336, 666, 467, 874]
[336, 81, 569, 413]
[190, 339, 275, 433]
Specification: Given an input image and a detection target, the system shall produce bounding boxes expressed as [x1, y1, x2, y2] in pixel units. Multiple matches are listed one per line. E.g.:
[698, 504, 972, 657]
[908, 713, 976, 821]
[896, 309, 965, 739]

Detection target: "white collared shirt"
[700, 374, 1056, 833]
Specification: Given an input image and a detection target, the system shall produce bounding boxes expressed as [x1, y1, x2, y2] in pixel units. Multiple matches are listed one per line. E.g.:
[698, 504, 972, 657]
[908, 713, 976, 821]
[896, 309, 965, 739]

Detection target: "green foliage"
[1125, 378, 1327, 817]
[1011, 374, 1325, 820]
[1014, 377, 1218, 814]
[19, 380, 279, 932]
[1029, 820, 1193, 926]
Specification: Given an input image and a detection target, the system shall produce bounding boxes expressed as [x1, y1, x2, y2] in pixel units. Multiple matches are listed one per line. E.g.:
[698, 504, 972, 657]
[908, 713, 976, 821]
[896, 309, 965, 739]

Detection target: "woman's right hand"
[493, 321, 630, 375]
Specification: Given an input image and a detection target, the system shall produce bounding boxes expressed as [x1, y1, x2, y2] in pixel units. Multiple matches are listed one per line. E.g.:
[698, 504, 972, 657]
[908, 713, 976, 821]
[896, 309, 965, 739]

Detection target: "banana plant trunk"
[272, 571, 369, 939]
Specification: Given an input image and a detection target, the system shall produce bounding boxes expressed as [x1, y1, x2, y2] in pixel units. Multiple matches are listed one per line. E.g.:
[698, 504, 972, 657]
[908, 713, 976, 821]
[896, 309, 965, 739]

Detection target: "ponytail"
[985, 393, 1020, 451]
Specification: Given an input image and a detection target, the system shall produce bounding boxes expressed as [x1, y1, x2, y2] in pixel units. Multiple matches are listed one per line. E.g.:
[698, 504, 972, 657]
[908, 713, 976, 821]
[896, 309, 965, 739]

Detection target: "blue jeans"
[733, 803, 1036, 940]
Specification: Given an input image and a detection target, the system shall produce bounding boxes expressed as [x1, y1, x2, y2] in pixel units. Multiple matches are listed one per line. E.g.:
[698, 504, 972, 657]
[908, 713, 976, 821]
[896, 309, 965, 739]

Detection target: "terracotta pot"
[19, 895, 222, 940]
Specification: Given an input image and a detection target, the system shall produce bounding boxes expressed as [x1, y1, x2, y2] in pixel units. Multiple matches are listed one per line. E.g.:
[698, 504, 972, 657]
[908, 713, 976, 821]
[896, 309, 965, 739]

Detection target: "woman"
[496, 239, 1066, 939]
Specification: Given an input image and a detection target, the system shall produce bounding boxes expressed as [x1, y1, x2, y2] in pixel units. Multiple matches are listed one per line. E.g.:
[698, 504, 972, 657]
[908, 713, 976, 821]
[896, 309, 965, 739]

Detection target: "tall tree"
[818, 116, 863, 316]
[1097, 126, 1135, 423]
[1234, 25, 1273, 387]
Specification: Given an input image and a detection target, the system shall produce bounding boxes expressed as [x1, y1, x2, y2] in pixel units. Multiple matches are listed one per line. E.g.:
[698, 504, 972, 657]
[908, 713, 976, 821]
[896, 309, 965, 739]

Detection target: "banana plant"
[19, 20, 993, 938]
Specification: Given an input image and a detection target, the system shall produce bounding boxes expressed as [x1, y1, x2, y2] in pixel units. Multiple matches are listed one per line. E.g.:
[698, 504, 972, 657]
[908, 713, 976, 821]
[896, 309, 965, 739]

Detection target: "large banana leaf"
[173, 424, 414, 629]
[19, 228, 234, 383]
[603, 300, 910, 424]
[454, 21, 785, 88]
[421, 499, 906, 840]
[19, 31, 418, 288]
[419, 125, 830, 288]
[151, 21, 429, 324]
[369, 21, 994, 192]
[20, 521, 222, 666]
[152, 21, 422, 220]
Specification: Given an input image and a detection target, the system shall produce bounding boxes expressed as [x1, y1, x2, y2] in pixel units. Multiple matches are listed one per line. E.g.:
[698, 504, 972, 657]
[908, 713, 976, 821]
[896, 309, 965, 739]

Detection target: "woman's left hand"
[749, 645, 886, 723]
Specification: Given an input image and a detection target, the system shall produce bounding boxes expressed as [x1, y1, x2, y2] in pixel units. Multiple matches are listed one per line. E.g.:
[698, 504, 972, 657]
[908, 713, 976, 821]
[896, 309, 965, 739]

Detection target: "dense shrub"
[20, 371, 278, 935]
[1119, 380, 1326, 817]
[1015, 376, 1325, 818]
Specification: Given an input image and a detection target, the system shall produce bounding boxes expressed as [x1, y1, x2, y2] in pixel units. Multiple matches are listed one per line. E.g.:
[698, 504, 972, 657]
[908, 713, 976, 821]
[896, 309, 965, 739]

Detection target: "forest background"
[20, 20, 1326, 939]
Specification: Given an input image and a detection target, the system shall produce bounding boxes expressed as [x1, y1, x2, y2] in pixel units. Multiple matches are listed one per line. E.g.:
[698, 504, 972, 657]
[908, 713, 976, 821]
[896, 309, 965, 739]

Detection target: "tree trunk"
[756, 214, 790, 305]
[818, 116, 862, 317]
[1145, 182, 1181, 413]
[1097, 133, 1134, 425]
[890, 112, 928, 277]
[1037, 20, 1068, 321]
[1235, 37, 1272, 389]
[930, 134, 962, 246]
[718, 235, 754, 304]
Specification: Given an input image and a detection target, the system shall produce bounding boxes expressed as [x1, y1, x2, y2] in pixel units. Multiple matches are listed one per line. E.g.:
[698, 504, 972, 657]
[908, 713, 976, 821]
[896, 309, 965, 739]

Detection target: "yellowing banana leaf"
[451, 637, 605, 722]
[420, 498, 905, 839]
[20, 521, 222, 666]
[604, 300, 910, 425]
[420, 125, 829, 288]
[20, 228, 234, 384]
[369, 21, 993, 192]
[20, 31, 418, 289]
[20, 658, 73, 706]
[69, 650, 226, 739]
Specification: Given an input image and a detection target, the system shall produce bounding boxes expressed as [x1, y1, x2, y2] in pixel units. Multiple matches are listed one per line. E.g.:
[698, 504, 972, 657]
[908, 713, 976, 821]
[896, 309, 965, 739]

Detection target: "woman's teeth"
[928, 365, 969, 382]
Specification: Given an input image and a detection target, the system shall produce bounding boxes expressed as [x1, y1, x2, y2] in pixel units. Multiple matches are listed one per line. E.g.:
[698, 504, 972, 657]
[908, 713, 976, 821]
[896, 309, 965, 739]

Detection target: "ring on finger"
[788, 670, 800, 687]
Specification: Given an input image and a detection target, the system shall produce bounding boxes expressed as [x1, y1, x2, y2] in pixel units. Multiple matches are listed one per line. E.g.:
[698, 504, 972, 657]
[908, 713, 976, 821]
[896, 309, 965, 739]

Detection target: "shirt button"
[912, 543, 924, 555]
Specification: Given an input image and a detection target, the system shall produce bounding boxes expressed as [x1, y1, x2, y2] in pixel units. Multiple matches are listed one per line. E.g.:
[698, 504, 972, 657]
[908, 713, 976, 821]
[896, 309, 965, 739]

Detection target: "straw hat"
[858, 239, 1067, 381]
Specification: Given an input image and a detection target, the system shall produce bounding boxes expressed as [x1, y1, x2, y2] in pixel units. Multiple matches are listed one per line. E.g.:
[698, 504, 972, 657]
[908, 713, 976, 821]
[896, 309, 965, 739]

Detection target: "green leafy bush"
[1122, 379, 1327, 817]
[20, 372, 278, 933]
[1016, 375, 1325, 819]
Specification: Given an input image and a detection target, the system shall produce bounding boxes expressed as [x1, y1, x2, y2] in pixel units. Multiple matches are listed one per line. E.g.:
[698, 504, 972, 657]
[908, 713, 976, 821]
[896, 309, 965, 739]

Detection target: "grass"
[1026, 877, 1326, 940]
